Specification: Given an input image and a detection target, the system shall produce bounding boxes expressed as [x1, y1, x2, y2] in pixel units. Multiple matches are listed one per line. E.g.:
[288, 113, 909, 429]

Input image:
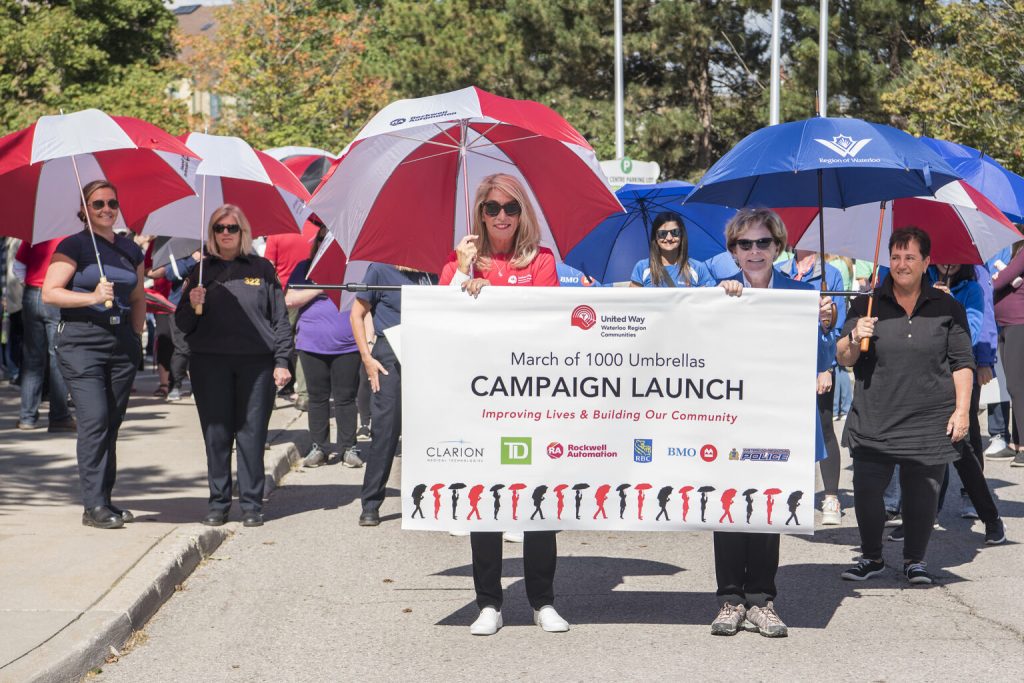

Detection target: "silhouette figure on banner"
[572, 483, 590, 520]
[742, 488, 758, 524]
[509, 483, 527, 520]
[430, 483, 446, 520]
[490, 484, 505, 520]
[764, 488, 782, 525]
[553, 484, 569, 520]
[679, 485, 694, 522]
[531, 485, 548, 520]
[449, 483, 466, 520]
[698, 485, 716, 523]
[411, 484, 427, 519]
[616, 483, 631, 519]
[467, 484, 485, 520]
[594, 484, 612, 519]
[635, 483, 652, 520]
[656, 486, 673, 521]
[719, 488, 737, 524]
[786, 491, 803, 526]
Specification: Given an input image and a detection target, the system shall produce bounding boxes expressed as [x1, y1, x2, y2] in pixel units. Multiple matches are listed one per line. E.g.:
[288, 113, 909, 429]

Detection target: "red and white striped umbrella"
[305, 231, 370, 310]
[783, 180, 1023, 265]
[131, 132, 312, 239]
[309, 86, 622, 273]
[0, 109, 199, 243]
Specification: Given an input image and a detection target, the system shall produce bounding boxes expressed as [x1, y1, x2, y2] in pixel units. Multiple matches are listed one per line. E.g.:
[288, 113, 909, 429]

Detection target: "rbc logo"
[501, 437, 532, 465]
[633, 439, 653, 463]
[700, 444, 718, 462]
[571, 305, 597, 330]
[546, 442, 564, 459]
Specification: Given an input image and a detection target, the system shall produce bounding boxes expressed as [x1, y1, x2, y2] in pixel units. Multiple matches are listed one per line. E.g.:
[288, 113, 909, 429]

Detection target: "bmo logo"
[700, 444, 718, 462]
[668, 447, 697, 457]
[547, 442, 564, 459]
[501, 437, 532, 465]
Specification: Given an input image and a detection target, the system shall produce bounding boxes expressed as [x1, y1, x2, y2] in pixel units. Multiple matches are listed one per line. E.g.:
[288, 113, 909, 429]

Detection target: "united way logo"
[633, 439, 653, 463]
[814, 134, 871, 158]
[571, 305, 597, 330]
[500, 437, 532, 465]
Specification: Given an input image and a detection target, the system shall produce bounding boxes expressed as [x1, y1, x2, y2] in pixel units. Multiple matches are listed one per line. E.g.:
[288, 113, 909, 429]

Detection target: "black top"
[55, 230, 143, 320]
[355, 264, 437, 336]
[841, 275, 975, 465]
[175, 253, 293, 367]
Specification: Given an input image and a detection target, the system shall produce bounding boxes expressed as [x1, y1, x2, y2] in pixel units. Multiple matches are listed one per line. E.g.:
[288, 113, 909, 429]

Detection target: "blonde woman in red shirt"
[440, 173, 564, 635]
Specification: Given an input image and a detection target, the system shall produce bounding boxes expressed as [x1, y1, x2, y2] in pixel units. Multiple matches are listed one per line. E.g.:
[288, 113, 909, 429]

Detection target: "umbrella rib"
[432, 123, 462, 146]
[466, 148, 518, 167]
[398, 148, 460, 166]
[468, 134, 542, 150]
[382, 132, 460, 150]
[467, 122, 503, 145]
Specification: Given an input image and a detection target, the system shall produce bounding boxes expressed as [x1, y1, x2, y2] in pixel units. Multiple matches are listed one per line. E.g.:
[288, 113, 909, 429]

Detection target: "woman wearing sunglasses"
[712, 208, 833, 638]
[440, 173, 566, 636]
[175, 205, 293, 528]
[42, 180, 146, 529]
[630, 211, 714, 288]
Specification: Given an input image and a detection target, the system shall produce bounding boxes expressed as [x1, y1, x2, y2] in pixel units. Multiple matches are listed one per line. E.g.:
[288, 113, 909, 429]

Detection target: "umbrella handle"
[859, 296, 874, 353]
[195, 303, 203, 316]
[859, 200, 888, 353]
[100, 276, 113, 309]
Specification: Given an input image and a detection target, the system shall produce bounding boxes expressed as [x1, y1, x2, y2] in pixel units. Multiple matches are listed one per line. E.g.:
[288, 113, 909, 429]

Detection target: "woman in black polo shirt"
[837, 227, 975, 585]
[175, 205, 292, 528]
[42, 180, 146, 530]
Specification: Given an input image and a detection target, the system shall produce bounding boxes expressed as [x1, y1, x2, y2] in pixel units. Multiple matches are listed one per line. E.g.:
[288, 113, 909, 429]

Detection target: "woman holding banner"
[629, 210, 714, 288]
[714, 208, 833, 637]
[439, 173, 566, 636]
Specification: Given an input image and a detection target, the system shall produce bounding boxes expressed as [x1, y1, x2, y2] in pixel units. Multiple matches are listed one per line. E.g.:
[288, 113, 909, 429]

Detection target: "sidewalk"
[0, 370, 309, 683]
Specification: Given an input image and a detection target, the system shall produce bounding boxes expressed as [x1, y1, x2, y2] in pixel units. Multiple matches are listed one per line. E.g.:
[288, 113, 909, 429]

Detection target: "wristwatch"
[849, 330, 858, 345]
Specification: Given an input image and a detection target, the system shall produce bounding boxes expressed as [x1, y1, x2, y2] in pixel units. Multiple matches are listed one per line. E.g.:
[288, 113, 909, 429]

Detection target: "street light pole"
[614, 0, 625, 158]
[769, 0, 781, 126]
[818, 0, 828, 116]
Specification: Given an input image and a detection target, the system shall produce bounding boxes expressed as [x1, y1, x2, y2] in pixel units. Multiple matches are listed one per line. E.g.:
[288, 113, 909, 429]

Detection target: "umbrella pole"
[860, 200, 888, 353]
[69, 154, 112, 309]
[459, 120, 474, 279]
[817, 169, 836, 326]
[195, 174, 207, 316]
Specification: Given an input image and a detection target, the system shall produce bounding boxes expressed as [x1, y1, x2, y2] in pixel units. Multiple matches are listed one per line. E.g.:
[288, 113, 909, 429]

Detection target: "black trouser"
[56, 321, 140, 509]
[298, 350, 360, 449]
[154, 314, 173, 373]
[190, 353, 276, 513]
[853, 458, 944, 563]
[817, 373, 841, 496]
[713, 531, 780, 608]
[471, 531, 557, 610]
[999, 325, 1024, 441]
[168, 312, 190, 390]
[360, 338, 401, 512]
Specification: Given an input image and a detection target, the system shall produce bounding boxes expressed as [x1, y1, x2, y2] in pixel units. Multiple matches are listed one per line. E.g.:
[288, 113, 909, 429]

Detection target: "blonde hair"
[472, 173, 541, 270]
[206, 205, 253, 258]
[725, 208, 788, 253]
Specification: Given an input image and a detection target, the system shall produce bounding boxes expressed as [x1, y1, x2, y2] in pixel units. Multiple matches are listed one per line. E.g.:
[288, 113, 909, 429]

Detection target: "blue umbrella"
[919, 137, 1024, 223]
[556, 261, 600, 287]
[563, 181, 735, 284]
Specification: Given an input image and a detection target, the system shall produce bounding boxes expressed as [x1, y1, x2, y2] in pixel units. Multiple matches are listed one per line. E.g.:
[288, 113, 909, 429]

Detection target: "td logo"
[501, 437, 532, 465]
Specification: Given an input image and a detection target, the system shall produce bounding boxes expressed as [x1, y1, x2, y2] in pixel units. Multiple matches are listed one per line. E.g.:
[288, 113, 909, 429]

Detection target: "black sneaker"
[1012, 451, 1024, 467]
[884, 510, 902, 527]
[985, 518, 1007, 545]
[841, 557, 886, 581]
[888, 525, 904, 542]
[903, 562, 932, 585]
[356, 425, 372, 442]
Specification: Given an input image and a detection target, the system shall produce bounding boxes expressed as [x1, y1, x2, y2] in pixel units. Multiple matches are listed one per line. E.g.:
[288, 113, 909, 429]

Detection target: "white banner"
[401, 287, 819, 534]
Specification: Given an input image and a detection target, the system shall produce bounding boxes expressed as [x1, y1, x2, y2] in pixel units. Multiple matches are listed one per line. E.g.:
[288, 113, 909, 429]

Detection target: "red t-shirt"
[439, 247, 559, 287]
[15, 239, 62, 288]
[264, 226, 314, 285]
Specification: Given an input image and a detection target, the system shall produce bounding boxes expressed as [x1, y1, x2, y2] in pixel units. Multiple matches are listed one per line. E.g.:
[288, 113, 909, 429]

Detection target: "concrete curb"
[2, 426, 306, 683]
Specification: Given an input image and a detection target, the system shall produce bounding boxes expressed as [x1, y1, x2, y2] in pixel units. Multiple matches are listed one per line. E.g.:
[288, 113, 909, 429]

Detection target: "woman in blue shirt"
[630, 211, 714, 288]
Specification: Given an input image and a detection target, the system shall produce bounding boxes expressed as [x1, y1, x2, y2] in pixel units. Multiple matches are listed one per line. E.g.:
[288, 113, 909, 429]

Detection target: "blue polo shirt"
[356, 264, 437, 335]
[55, 230, 143, 319]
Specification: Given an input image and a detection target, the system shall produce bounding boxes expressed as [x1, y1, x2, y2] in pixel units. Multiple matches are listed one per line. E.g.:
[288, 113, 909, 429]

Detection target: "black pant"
[999, 325, 1024, 441]
[298, 350, 360, 449]
[190, 353, 276, 513]
[713, 531, 780, 607]
[360, 338, 401, 512]
[471, 531, 557, 610]
[168, 312, 190, 390]
[853, 458, 944, 563]
[56, 321, 140, 509]
[817, 373, 841, 496]
[154, 314, 173, 373]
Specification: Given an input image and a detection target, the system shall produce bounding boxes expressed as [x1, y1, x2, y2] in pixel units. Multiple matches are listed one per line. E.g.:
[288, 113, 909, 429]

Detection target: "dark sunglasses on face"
[656, 228, 682, 240]
[89, 199, 119, 211]
[213, 223, 241, 234]
[482, 200, 522, 217]
[735, 237, 775, 251]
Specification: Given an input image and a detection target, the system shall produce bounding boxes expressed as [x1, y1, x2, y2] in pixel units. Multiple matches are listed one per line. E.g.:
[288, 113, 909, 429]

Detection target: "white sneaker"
[449, 529, 470, 537]
[470, 607, 502, 635]
[502, 531, 524, 543]
[821, 496, 842, 526]
[984, 436, 1014, 459]
[534, 605, 569, 632]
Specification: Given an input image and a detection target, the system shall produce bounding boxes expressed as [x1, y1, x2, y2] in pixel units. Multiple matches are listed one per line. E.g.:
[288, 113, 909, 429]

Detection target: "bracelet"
[849, 330, 857, 345]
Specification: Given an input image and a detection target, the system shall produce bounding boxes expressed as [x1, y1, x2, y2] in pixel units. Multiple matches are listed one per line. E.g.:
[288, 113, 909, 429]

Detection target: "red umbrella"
[509, 483, 527, 520]
[634, 483, 653, 521]
[764, 488, 783, 525]
[678, 485, 694, 522]
[309, 86, 622, 273]
[553, 484, 569, 520]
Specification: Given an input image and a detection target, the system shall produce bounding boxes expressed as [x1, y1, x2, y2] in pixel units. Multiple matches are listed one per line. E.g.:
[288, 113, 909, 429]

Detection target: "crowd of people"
[1, 172, 1022, 638]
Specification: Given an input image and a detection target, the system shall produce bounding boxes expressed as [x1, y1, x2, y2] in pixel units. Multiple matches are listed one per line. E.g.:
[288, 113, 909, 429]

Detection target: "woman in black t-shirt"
[42, 179, 146, 530]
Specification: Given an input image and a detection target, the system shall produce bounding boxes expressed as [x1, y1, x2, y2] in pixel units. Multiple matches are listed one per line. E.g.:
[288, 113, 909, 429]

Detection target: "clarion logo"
[571, 305, 597, 330]
[814, 134, 871, 158]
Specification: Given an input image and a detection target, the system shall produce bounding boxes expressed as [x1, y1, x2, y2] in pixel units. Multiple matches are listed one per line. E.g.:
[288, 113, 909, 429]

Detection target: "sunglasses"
[735, 237, 775, 251]
[656, 228, 682, 240]
[213, 223, 241, 234]
[89, 199, 119, 211]
[481, 200, 522, 217]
